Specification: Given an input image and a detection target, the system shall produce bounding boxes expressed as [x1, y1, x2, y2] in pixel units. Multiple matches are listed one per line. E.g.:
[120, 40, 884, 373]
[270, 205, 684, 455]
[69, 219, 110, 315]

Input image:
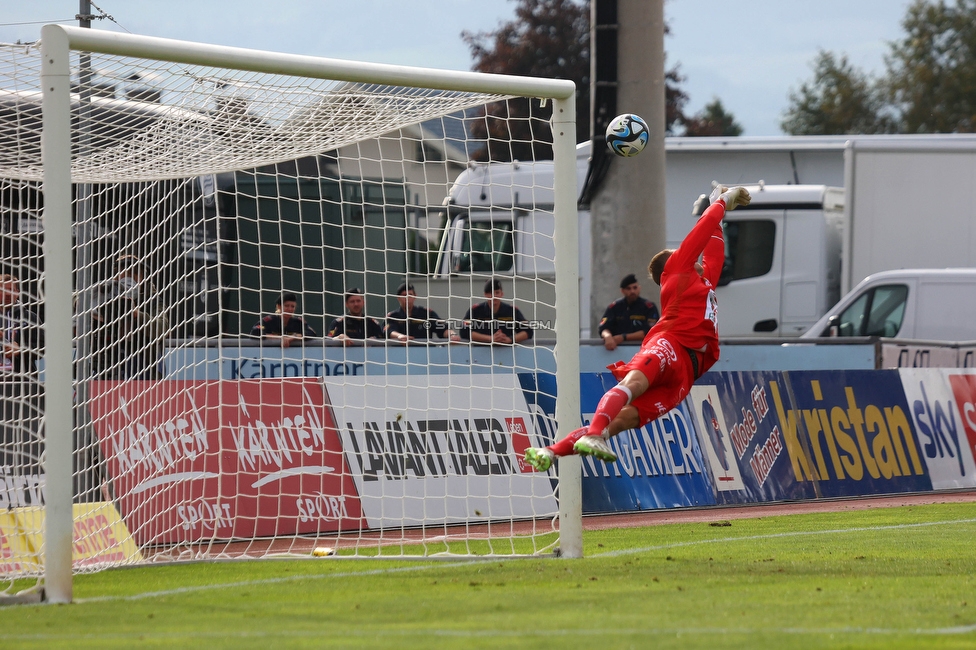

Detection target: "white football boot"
[573, 433, 617, 463]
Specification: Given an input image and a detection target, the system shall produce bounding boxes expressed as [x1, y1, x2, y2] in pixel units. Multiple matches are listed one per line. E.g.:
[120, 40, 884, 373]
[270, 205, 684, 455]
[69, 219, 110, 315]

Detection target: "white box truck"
[430, 136, 976, 339]
[430, 148, 842, 338]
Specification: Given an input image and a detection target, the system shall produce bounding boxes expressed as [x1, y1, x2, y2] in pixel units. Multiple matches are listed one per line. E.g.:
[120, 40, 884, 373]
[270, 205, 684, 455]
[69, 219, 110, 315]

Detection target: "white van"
[801, 268, 976, 341]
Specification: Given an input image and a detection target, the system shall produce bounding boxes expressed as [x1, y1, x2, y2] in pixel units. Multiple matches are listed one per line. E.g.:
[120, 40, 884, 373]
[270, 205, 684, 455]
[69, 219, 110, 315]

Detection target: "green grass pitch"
[2, 502, 975, 649]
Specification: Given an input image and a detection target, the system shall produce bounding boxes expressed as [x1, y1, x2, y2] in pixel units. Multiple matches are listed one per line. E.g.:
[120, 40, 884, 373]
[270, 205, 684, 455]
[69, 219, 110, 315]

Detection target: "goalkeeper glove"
[710, 186, 751, 211]
[708, 185, 728, 205]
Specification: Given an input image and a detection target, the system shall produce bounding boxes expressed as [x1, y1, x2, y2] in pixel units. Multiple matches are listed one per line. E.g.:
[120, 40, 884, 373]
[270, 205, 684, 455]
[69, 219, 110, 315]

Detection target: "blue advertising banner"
[693, 370, 933, 503]
[163, 344, 557, 380]
[517, 372, 560, 451]
[780, 370, 932, 497]
[690, 371, 815, 504]
[578, 373, 716, 513]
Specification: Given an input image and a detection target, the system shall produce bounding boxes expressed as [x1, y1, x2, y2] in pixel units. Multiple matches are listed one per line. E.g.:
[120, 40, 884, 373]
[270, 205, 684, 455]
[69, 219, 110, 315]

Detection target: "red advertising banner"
[89, 380, 366, 545]
[948, 373, 976, 463]
[506, 417, 535, 473]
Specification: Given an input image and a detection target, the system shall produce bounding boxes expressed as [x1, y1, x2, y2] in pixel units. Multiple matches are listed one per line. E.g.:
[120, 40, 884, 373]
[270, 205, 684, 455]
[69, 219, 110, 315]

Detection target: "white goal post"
[27, 25, 583, 603]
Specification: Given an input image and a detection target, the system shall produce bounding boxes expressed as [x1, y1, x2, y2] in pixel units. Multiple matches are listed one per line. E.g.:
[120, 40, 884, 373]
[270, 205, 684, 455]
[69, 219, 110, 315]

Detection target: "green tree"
[463, 0, 590, 161]
[665, 63, 690, 136]
[885, 0, 976, 132]
[683, 98, 743, 136]
[781, 50, 893, 135]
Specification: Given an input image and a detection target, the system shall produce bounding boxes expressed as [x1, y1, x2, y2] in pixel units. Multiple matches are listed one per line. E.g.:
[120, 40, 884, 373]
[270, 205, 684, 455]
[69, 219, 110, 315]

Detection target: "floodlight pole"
[40, 24, 76, 604]
[552, 95, 583, 559]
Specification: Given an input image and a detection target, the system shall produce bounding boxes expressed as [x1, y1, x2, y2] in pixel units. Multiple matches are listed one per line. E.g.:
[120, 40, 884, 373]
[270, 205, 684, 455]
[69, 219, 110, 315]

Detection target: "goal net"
[0, 27, 580, 599]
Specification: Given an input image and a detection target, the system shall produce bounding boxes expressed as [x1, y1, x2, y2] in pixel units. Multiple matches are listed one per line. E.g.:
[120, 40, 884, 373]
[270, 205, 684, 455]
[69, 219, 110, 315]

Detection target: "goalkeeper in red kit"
[524, 185, 751, 471]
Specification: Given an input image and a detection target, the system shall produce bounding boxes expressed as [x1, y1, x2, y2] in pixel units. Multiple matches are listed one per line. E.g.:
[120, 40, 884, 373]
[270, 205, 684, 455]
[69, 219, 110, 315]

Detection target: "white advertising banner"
[689, 385, 746, 492]
[324, 374, 558, 529]
[899, 369, 976, 489]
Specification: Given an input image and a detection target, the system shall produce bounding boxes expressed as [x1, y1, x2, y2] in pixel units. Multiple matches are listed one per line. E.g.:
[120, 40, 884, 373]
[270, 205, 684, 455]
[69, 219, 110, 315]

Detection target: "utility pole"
[74, 0, 98, 500]
[588, 0, 666, 331]
[78, 1, 92, 28]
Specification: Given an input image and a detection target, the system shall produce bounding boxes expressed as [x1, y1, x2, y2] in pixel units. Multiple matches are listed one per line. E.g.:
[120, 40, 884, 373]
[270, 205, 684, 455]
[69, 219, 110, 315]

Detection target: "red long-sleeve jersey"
[644, 199, 726, 370]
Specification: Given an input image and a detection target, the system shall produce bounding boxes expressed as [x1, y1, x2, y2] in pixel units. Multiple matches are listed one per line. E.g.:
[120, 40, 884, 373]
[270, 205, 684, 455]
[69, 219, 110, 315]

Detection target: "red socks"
[545, 385, 634, 457]
[587, 385, 633, 436]
[547, 427, 589, 456]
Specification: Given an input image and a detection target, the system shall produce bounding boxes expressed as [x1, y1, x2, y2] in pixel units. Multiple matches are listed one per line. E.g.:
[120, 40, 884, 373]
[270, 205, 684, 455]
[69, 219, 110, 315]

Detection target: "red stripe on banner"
[506, 417, 534, 473]
[948, 374, 976, 462]
[89, 380, 366, 545]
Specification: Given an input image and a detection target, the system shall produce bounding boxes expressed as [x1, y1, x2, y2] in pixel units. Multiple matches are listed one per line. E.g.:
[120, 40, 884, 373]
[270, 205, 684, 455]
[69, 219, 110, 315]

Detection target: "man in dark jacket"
[250, 292, 317, 348]
[599, 273, 660, 351]
[385, 282, 460, 342]
[328, 288, 384, 345]
[461, 279, 532, 344]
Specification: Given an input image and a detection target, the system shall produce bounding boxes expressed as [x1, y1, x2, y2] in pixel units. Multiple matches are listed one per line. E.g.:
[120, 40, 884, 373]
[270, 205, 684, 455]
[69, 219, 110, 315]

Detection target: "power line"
[2, 3, 128, 33]
[0, 19, 76, 27]
[82, 1, 131, 33]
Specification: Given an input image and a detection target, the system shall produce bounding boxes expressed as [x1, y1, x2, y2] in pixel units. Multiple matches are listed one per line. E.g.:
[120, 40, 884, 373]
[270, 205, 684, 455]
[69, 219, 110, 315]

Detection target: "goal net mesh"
[0, 38, 567, 592]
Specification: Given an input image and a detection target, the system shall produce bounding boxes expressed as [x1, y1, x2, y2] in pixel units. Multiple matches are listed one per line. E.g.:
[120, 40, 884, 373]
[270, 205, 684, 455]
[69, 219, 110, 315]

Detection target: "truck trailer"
[433, 135, 976, 339]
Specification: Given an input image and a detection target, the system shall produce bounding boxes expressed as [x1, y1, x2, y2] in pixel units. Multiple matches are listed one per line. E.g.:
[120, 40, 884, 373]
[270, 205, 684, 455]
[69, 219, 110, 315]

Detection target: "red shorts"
[607, 334, 696, 428]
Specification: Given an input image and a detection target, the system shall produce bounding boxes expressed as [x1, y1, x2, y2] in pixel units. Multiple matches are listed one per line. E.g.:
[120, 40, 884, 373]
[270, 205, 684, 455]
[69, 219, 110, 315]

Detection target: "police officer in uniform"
[385, 282, 460, 342]
[250, 292, 317, 348]
[599, 273, 660, 351]
[328, 288, 384, 345]
[461, 279, 533, 344]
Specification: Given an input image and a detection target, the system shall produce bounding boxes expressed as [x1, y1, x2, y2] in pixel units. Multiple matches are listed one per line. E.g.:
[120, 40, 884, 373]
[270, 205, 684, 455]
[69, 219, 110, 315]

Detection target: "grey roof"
[420, 108, 485, 159]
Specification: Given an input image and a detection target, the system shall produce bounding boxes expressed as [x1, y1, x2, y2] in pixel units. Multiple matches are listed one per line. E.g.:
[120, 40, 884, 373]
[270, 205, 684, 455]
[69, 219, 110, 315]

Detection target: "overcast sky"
[1, 0, 914, 136]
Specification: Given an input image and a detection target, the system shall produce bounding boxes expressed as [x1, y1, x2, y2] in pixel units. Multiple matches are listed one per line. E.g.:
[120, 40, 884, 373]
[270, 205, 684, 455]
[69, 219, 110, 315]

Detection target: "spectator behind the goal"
[384, 282, 460, 343]
[461, 278, 533, 344]
[0, 272, 45, 498]
[328, 288, 384, 346]
[599, 273, 660, 351]
[0, 273, 43, 381]
[91, 254, 169, 380]
[250, 292, 316, 348]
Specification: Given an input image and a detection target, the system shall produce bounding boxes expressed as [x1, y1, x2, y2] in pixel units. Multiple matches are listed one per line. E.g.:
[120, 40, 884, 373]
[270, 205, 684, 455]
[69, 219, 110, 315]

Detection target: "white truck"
[665, 135, 976, 296]
[431, 136, 976, 339]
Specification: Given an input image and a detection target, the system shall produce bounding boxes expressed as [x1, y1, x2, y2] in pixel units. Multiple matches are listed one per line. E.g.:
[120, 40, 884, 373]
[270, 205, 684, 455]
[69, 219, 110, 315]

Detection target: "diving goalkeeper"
[524, 185, 751, 471]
